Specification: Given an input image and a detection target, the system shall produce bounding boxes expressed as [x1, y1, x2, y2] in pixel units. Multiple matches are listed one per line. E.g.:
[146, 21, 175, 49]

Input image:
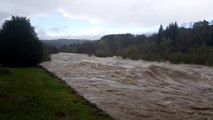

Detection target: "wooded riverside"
[58, 21, 213, 66]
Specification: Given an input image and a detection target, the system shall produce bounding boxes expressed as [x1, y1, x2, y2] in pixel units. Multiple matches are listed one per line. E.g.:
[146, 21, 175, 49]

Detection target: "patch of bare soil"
[41, 53, 213, 120]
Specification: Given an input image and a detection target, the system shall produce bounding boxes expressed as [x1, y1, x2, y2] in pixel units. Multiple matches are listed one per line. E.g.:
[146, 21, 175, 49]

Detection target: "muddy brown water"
[41, 53, 213, 120]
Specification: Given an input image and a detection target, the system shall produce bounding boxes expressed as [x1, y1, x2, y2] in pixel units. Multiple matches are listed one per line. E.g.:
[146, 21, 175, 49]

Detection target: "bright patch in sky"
[0, 0, 213, 40]
[31, 11, 105, 39]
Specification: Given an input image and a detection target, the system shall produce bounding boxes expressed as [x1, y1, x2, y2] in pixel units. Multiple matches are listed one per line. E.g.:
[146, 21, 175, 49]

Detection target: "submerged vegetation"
[58, 20, 213, 66]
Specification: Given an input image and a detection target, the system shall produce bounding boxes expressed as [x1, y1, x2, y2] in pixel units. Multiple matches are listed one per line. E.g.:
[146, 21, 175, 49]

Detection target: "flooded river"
[41, 53, 213, 120]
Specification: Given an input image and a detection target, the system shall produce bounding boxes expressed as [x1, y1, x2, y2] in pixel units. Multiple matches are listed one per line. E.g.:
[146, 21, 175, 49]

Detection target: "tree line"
[2, 16, 211, 66]
[59, 20, 213, 66]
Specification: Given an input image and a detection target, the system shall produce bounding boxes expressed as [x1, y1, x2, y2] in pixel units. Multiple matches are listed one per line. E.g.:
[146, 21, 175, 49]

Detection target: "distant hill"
[41, 39, 90, 48]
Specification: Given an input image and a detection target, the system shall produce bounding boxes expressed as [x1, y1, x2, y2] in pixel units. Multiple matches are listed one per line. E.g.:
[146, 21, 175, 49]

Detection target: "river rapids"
[41, 53, 213, 120]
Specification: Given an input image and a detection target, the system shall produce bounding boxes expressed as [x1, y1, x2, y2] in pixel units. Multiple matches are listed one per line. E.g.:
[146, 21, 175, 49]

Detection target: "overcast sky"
[0, 0, 213, 40]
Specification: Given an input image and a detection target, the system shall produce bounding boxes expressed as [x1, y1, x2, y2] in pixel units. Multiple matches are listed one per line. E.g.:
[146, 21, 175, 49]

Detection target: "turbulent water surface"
[41, 53, 213, 120]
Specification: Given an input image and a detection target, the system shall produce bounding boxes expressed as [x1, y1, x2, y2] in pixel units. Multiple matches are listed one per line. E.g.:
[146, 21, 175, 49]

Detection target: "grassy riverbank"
[0, 67, 113, 120]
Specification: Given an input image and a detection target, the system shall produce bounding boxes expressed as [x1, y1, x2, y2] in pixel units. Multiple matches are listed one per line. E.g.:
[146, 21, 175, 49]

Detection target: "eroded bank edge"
[37, 65, 115, 120]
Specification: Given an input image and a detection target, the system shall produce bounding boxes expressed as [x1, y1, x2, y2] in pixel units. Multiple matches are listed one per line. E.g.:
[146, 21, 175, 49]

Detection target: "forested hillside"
[41, 39, 89, 48]
[59, 20, 213, 65]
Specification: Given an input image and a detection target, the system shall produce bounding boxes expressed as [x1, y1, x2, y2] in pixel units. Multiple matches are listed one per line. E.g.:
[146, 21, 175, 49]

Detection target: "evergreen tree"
[157, 24, 164, 41]
[0, 16, 43, 67]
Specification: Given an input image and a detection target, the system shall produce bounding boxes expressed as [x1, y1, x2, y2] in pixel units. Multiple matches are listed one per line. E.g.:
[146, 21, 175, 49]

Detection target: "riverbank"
[0, 67, 113, 120]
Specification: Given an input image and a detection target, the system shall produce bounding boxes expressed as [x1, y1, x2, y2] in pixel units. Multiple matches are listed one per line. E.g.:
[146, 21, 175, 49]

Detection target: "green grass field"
[0, 67, 113, 120]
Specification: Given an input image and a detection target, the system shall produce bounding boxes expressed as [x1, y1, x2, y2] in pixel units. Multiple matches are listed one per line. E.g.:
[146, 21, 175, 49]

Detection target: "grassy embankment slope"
[0, 67, 113, 120]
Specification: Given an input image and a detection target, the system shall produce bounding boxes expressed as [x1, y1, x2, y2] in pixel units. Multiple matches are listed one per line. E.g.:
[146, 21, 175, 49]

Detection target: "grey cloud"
[36, 26, 102, 40]
[0, 0, 213, 39]
[0, 11, 11, 23]
[1, 0, 213, 25]
[48, 26, 68, 33]
[61, 0, 213, 26]
[0, 0, 64, 21]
